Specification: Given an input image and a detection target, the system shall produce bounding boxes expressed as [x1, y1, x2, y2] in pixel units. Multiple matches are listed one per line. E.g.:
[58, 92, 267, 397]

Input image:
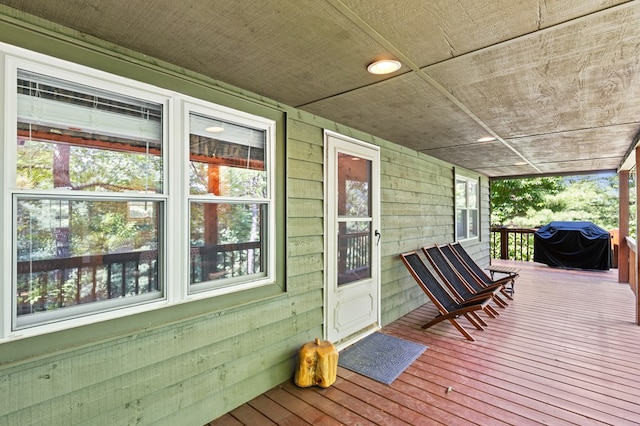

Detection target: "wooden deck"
[208, 261, 640, 425]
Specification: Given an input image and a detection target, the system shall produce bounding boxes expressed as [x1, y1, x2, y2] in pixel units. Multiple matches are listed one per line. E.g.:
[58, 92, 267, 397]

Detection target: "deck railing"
[16, 249, 159, 315]
[627, 237, 637, 298]
[190, 241, 262, 283]
[16, 242, 262, 315]
[337, 231, 370, 284]
[338, 231, 369, 271]
[490, 226, 538, 261]
[17, 231, 370, 314]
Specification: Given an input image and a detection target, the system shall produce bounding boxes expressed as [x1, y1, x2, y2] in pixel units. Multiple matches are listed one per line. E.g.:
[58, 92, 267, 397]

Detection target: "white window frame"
[181, 99, 276, 300]
[455, 175, 479, 241]
[0, 42, 277, 341]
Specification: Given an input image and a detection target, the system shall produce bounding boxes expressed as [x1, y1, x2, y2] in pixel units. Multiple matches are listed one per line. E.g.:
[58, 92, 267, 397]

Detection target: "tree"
[537, 175, 618, 229]
[491, 174, 620, 230]
[491, 177, 565, 225]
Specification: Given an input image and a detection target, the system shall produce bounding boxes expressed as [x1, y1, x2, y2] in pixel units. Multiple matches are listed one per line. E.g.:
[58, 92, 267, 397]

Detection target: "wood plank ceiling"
[2, 0, 639, 177]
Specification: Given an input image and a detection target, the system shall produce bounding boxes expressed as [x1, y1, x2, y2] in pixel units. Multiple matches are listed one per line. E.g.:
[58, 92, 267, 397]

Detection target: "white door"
[325, 131, 380, 346]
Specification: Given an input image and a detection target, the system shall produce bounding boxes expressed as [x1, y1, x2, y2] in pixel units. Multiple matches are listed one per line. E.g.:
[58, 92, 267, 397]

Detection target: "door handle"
[374, 230, 381, 246]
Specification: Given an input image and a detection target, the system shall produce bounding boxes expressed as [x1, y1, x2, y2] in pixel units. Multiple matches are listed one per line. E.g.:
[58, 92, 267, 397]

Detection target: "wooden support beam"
[618, 169, 629, 283]
[635, 147, 640, 325]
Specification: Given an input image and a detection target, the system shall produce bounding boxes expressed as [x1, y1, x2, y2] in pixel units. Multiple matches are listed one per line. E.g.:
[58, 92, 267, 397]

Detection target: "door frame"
[323, 130, 381, 348]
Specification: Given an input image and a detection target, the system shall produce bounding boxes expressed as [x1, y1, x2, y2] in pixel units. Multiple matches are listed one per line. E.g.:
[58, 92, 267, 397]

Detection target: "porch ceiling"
[2, 0, 640, 177]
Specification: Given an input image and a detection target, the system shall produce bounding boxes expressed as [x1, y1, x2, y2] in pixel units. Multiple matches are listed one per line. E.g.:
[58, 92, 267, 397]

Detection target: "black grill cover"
[533, 221, 612, 270]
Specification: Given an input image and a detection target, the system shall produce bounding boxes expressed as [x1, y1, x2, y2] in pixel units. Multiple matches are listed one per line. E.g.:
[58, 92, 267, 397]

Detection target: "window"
[456, 176, 479, 240]
[13, 68, 166, 329]
[186, 105, 275, 294]
[2, 46, 277, 337]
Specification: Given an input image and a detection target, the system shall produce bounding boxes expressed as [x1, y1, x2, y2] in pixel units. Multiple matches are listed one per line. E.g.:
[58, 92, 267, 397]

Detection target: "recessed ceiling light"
[514, 161, 528, 166]
[206, 126, 224, 133]
[367, 59, 401, 75]
[477, 136, 496, 142]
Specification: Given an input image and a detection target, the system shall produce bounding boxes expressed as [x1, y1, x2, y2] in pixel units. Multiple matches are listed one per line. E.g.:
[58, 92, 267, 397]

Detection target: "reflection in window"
[14, 69, 164, 328]
[337, 221, 371, 285]
[189, 113, 265, 197]
[6, 52, 279, 336]
[15, 198, 161, 323]
[337, 153, 372, 285]
[456, 176, 479, 240]
[17, 70, 162, 193]
[188, 111, 271, 292]
[189, 202, 265, 288]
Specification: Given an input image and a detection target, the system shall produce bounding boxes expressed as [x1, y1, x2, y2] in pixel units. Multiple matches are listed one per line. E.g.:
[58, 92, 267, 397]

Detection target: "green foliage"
[490, 177, 565, 224]
[491, 174, 620, 230]
[18, 141, 162, 192]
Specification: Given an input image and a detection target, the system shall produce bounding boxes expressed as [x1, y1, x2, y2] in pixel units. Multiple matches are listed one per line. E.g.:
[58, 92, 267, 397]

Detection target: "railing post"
[500, 226, 508, 260]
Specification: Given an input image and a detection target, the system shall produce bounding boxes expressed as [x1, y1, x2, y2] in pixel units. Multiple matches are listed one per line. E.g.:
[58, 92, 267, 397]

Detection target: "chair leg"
[467, 312, 486, 329]
[418, 306, 485, 341]
[493, 294, 508, 308]
[501, 288, 514, 300]
[448, 318, 476, 341]
[484, 305, 500, 317]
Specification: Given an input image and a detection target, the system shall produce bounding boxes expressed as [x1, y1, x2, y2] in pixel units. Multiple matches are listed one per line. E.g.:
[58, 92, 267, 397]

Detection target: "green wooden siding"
[0, 8, 490, 426]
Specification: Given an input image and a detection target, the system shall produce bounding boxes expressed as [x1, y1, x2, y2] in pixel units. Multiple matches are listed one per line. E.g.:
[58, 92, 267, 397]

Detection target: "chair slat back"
[400, 252, 455, 312]
[440, 244, 484, 292]
[450, 242, 492, 285]
[423, 245, 474, 300]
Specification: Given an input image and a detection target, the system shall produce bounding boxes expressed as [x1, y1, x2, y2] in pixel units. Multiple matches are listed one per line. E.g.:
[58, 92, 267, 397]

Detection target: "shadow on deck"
[210, 261, 640, 425]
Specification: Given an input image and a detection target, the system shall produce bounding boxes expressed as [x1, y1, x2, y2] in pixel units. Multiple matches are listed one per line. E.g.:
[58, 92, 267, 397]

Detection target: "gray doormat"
[338, 332, 427, 385]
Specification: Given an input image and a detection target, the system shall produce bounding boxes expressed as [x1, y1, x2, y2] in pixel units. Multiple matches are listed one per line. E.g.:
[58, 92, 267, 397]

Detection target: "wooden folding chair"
[439, 244, 509, 308]
[400, 251, 493, 341]
[449, 242, 518, 297]
[422, 245, 502, 318]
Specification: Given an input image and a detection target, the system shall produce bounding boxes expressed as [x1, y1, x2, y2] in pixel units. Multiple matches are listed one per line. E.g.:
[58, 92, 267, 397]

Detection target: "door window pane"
[337, 152, 372, 285]
[337, 221, 371, 285]
[338, 153, 370, 217]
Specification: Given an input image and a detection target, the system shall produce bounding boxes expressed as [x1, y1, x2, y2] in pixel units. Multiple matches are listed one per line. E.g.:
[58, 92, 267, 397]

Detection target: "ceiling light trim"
[367, 59, 401, 74]
[477, 136, 497, 142]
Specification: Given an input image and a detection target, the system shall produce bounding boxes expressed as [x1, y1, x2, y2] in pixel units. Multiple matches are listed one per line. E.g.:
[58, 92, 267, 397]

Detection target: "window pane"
[337, 221, 371, 285]
[455, 179, 467, 208]
[338, 153, 370, 217]
[189, 202, 265, 286]
[15, 198, 161, 322]
[17, 70, 163, 193]
[469, 208, 478, 238]
[468, 181, 478, 209]
[456, 209, 467, 239]
[189, 113, 266, 197]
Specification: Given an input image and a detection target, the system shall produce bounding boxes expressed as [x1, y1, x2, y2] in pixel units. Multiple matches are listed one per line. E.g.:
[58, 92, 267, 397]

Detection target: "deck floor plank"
[247, 394, 310, 426]
[263, 387, 337, 426]
[209, 261, 640, 425]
